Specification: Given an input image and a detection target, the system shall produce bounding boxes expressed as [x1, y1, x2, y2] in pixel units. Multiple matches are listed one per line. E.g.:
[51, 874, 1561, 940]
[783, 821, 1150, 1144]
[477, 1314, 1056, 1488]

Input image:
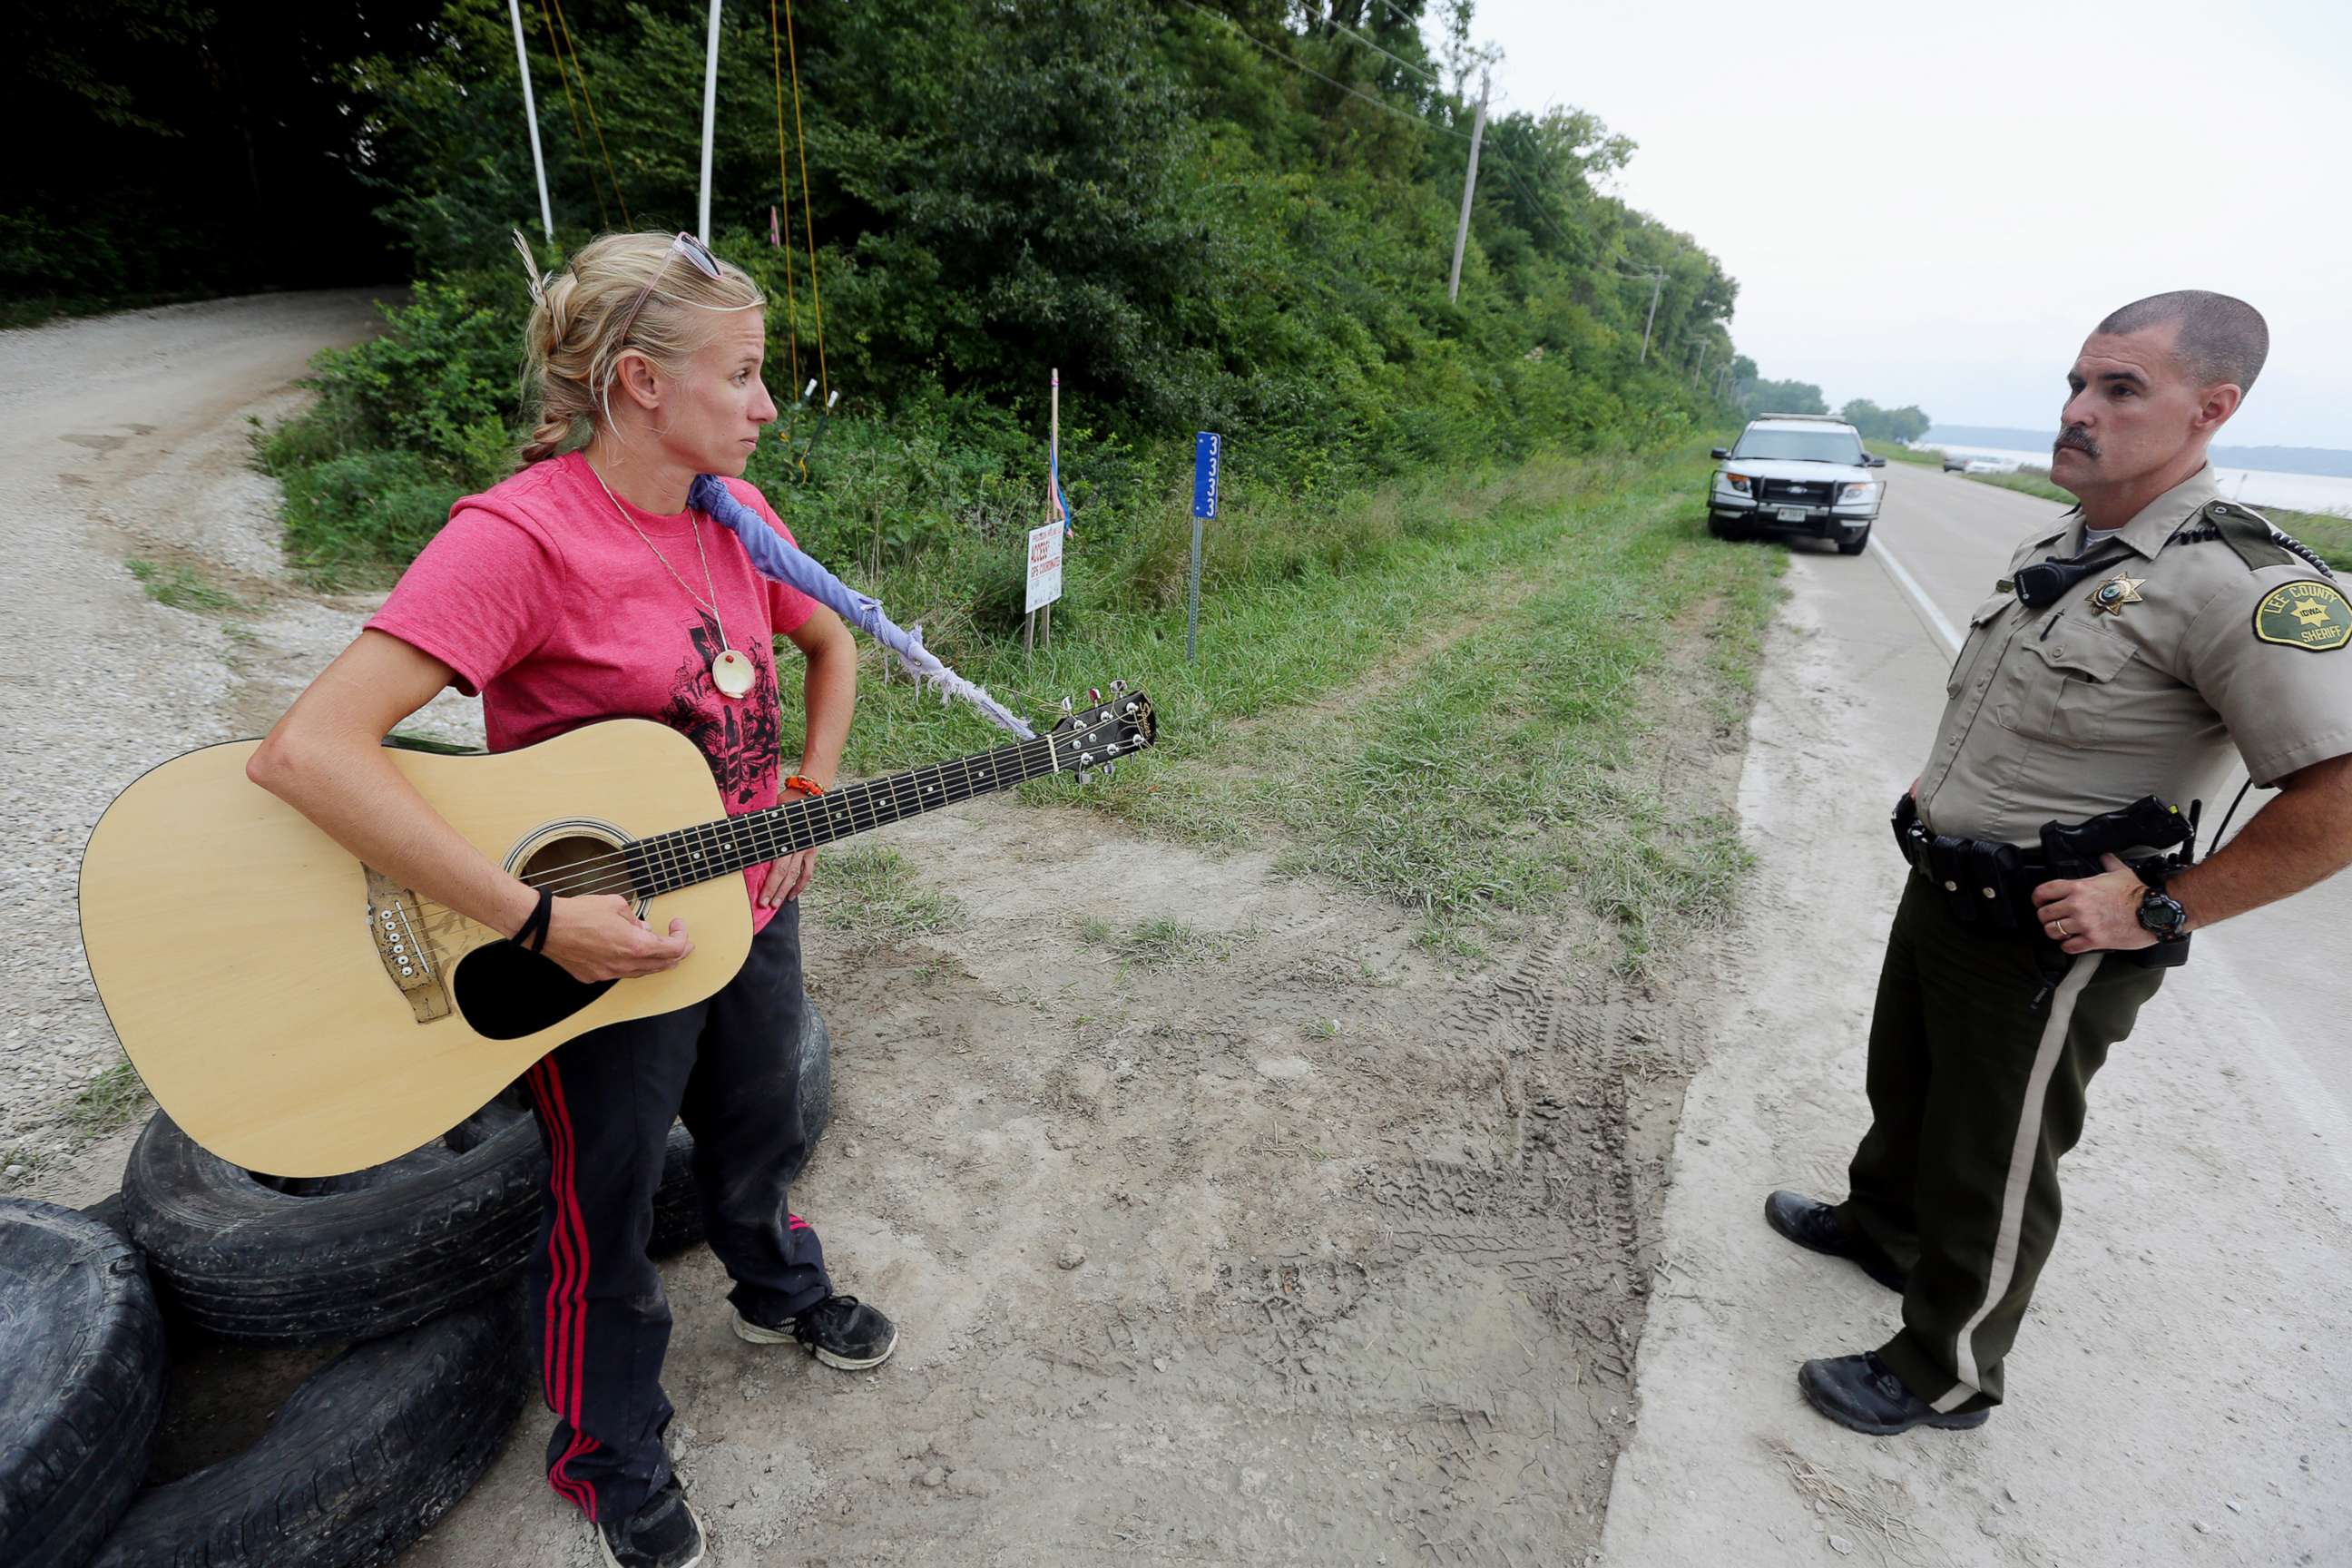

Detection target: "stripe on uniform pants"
[1930, 951, 2104, 1414]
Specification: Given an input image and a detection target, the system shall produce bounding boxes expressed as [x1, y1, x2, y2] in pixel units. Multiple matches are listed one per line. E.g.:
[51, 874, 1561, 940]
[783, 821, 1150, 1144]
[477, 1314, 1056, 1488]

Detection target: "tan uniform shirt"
[1917, 466, 2352, 847]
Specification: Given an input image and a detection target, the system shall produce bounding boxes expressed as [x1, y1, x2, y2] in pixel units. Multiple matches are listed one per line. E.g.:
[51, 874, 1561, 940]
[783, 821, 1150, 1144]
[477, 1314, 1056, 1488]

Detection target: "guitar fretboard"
[622, 732, 1063, 897]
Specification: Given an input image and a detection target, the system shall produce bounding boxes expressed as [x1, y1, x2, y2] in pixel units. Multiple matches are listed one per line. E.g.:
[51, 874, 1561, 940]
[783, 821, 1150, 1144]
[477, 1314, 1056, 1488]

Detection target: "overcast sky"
[1448, 0, 2348, 448]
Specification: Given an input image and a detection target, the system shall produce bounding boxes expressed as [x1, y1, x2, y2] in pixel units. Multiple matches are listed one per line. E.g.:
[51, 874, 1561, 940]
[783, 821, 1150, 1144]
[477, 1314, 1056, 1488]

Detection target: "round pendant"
[710, 649, 756, 700]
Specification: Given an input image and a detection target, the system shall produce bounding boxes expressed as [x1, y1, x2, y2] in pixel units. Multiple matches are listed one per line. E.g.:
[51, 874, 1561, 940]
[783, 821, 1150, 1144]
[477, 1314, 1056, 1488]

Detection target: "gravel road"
[0, 290, 393, 1181]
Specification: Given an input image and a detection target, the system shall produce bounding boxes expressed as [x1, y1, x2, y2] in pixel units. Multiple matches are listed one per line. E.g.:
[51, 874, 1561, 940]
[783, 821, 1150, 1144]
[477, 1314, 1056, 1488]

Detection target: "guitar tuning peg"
[1087, 688, 1102, 703]
[1060, 696, 1074, 714]
[1111, 679, 1126, 692]
[1101, 760, 1116, 779]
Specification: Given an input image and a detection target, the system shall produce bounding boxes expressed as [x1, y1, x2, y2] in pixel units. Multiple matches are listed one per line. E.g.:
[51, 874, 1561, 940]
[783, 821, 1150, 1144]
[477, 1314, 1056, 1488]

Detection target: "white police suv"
[1707, 413, 1886, 555]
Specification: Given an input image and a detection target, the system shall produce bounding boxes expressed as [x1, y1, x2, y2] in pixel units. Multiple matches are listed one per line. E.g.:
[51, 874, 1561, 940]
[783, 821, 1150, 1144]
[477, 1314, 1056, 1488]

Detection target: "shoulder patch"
[2253, 579, 2352, 652]
[2182, 500, 2335, 578]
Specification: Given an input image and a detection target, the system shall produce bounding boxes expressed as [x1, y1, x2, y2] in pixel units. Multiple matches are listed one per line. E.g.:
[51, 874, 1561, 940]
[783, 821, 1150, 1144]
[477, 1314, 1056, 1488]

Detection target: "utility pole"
[506, 0, 553, 241]
[697, 0, 722, 240]
[1694, 340, 1710, 387]
[1639, 269, 1663, 364]
[1447, 70, 1489, 304]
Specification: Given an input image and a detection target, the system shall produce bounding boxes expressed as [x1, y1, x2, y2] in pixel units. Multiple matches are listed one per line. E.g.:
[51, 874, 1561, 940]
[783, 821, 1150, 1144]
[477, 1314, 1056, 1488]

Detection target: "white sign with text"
[1024, 522, 1064, 613]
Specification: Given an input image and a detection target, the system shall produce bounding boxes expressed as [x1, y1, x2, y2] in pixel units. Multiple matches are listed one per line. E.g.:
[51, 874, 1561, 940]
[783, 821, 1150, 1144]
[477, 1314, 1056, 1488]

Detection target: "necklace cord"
[587, 458, 734, 658]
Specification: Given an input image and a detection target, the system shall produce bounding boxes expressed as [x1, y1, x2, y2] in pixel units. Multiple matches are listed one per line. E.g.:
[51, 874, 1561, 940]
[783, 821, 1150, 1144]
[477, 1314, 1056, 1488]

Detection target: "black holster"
[1892, 795, 2190, 969]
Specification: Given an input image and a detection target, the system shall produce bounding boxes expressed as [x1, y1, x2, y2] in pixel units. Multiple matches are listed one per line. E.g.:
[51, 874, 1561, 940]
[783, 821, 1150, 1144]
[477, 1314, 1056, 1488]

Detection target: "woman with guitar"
[245, 230, 889, 1568]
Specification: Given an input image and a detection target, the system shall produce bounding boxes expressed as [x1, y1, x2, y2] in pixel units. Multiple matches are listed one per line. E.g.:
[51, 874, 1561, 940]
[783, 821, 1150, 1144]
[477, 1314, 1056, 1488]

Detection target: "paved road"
[1868, 463, 2352, 1122]
[1602, 469, 2351, 1566]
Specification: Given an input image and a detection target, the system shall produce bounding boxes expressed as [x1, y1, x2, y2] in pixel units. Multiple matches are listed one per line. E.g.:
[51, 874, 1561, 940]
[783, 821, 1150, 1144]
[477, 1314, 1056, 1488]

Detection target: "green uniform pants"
[1835, 875, 2165, 1413]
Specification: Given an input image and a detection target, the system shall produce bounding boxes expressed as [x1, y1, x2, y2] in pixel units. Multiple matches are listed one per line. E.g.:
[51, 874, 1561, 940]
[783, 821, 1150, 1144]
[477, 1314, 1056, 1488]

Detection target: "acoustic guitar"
[78, 688, 1155, 1177]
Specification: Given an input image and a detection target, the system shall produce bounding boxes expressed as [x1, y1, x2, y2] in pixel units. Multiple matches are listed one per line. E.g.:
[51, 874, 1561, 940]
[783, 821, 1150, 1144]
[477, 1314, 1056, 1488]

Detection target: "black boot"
[1763, 1191, 1906, 1293]
[1798, 1352, 1990, 1436]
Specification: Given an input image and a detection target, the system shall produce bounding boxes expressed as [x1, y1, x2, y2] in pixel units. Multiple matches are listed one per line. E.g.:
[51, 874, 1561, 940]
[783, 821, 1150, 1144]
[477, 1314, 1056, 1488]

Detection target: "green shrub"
[279, 449, 467, 588]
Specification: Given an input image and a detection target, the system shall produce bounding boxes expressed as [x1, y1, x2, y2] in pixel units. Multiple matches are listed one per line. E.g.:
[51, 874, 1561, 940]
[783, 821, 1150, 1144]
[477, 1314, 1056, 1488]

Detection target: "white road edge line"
[1867, 533, 1963, 659]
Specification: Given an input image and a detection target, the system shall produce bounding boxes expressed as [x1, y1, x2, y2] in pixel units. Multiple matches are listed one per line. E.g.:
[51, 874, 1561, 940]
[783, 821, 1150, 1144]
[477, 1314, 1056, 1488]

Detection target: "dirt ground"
[8, 294, 1744, 1565]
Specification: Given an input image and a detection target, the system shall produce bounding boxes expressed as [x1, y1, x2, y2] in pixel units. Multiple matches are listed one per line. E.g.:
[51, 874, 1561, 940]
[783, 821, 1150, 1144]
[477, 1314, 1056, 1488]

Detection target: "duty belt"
[1891, 794, 2193, 969]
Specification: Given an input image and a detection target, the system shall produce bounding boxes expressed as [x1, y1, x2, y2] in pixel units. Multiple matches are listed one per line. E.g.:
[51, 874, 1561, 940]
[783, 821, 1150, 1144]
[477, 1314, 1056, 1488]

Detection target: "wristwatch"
[2136, 885, 2190, 942]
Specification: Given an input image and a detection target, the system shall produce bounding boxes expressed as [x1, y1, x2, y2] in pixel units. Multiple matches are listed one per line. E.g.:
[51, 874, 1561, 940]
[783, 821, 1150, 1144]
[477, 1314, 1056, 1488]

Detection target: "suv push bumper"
[1710, 495, 1877, 536]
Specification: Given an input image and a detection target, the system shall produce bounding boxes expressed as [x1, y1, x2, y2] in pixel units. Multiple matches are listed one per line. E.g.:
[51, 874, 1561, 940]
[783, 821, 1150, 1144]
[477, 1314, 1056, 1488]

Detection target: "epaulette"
[2174, 499, 2335, 579]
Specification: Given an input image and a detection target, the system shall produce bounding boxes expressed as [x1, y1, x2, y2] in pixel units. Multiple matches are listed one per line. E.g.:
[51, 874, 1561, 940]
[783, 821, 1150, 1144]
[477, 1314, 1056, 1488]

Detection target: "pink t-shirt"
[368, 453, 818, 932]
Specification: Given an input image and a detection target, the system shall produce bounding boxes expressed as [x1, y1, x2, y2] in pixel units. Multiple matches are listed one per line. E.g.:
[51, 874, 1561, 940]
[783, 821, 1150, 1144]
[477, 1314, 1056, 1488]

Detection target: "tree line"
[1720, 358, 1927, 443]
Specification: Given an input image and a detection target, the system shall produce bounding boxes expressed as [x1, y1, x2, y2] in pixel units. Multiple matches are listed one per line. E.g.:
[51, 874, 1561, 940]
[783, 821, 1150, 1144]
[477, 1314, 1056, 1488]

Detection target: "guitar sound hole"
[450, 832, 637, 1042]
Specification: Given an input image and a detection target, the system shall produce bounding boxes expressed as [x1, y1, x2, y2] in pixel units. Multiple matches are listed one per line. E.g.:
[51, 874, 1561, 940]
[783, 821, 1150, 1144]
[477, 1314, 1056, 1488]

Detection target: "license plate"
[1776, 506, 1809, 523]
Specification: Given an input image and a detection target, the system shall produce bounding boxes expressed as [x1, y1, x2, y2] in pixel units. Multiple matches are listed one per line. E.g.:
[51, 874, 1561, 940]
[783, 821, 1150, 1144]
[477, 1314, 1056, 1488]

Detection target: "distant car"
[1707, 414, 1885, 555]
[1961, 456, 2017, 475]
[1941, 451, 1970, 472]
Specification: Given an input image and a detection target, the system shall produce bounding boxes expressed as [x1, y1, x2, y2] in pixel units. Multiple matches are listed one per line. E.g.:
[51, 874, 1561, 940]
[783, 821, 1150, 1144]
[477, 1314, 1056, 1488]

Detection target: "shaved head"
[2095, 290, 2269, 396]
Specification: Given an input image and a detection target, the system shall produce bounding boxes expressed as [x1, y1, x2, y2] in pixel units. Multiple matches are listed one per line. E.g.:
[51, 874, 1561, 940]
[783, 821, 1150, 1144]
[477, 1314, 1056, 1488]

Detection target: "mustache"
[2054, 426, 2101, 458]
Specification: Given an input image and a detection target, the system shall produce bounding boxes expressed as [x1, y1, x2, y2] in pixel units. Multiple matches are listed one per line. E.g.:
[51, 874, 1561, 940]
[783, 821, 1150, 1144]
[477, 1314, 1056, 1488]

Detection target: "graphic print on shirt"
[659, 610, 780, 806]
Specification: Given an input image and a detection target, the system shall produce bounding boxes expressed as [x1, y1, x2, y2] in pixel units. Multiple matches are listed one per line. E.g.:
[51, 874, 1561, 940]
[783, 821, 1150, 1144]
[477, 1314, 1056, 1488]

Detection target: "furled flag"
[769, 205, 781, 248]
[690, 475, 1036, 740]
[1050, 368, 1074, 540]
[1050, 446, 1074, 541]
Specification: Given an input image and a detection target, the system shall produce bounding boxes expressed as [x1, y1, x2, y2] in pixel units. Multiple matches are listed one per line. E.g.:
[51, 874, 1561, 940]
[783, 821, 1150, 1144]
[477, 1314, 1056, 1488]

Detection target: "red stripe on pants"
[530, 1058, 600, 1519]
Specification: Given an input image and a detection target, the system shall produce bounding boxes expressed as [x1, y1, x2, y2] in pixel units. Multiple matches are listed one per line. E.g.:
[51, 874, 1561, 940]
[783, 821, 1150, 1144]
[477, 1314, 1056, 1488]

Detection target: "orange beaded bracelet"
[784, 774, 826, 798]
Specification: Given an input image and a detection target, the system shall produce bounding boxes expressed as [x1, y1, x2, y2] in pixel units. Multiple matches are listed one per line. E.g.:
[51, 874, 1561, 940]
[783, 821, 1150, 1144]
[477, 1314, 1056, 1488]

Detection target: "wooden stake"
[1044, 368, 1059, 653]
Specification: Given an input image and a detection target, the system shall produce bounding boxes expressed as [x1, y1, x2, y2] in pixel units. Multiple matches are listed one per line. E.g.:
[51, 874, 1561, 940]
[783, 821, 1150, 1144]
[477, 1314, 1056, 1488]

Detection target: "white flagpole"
[698, 0, 723, 240]
[506, 0, 554, 241]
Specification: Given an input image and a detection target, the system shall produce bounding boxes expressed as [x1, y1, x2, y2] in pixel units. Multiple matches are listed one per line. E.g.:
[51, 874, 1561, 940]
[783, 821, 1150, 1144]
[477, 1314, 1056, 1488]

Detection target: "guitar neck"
[624, 732, 1065, 897]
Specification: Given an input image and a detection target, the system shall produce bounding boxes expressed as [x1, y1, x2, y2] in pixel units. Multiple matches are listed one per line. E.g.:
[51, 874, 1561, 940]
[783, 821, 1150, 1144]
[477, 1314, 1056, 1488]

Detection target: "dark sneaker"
[1798, 1352, 1991, 1436]
[596, 1476, 704, 1568]
[1763, 1191, 1907, 1293]
[734, 1293, 898, 1370]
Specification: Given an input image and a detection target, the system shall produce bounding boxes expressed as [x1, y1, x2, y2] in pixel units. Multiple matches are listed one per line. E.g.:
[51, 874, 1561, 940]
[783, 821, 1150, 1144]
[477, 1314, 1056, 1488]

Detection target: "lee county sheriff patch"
[2254, 579, 2352, 652]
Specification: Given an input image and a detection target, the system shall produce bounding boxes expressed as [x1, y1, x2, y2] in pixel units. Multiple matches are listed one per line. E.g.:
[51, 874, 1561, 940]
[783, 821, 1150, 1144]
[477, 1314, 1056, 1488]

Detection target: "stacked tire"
[0, 1006, 831, 1567]
[0, 1200, 166, 1566]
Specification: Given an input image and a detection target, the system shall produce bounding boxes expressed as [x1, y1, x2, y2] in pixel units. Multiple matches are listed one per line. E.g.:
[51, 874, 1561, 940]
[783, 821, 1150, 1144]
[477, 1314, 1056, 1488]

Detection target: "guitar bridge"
[365, 867, 453, 1023]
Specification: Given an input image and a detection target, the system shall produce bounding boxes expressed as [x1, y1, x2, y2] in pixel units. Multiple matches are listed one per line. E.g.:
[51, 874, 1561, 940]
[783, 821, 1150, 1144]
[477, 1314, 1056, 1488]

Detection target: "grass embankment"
[1867, 443, 1944, 468]
[806, 444, 1783, 967]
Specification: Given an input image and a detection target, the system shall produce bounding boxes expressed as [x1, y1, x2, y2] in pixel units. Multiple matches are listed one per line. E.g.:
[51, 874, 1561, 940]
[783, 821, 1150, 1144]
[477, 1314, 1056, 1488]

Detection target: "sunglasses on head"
[612, 231, 724, 344]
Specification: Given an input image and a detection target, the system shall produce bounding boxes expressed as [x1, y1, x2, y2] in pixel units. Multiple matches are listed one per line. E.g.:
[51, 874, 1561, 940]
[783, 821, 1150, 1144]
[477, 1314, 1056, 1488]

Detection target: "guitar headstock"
[1047, 682, 1156, 778]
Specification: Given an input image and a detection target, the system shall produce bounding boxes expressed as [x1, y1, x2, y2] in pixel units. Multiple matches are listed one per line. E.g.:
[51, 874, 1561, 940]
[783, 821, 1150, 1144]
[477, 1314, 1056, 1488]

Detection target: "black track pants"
[1835, 876, 2163, 1413]
[520, 904, 833, 1524]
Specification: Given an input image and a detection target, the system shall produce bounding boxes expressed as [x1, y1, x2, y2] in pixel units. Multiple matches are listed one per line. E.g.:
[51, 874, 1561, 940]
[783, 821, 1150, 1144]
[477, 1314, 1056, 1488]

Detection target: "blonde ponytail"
[509, 230, 767, 472]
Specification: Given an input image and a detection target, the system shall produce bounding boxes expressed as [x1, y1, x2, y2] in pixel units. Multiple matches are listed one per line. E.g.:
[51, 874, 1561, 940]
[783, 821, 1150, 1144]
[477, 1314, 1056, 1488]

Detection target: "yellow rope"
[769, 0, 801, 392]
[782, 0, 828, 401]
[550, 0, 630, 227]
[535, 0, 609, 230]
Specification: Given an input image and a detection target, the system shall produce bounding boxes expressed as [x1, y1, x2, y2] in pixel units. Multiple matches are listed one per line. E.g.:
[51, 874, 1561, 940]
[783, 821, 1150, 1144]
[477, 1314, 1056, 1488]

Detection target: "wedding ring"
[2053, 918, 2070, 937]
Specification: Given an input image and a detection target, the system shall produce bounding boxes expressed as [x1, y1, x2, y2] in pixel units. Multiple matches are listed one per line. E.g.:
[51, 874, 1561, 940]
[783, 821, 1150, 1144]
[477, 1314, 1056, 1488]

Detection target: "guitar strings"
[414, 735, 1082, 920]
[508, 737, 1060, 898]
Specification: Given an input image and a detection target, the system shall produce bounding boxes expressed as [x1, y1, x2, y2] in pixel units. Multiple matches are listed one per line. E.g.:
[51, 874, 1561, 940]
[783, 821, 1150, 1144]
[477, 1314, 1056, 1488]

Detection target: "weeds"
[68, 1056, 149, 1138]
[1075, 916, 1236, 970]
[812, 846, 965, 949]
[803, 445, 1779, 970]
[127, 557, 246, 615]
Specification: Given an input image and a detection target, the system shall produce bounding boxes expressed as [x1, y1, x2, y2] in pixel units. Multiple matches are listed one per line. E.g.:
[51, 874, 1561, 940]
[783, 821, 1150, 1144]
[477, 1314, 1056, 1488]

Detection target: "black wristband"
[513, 887, 554, 954]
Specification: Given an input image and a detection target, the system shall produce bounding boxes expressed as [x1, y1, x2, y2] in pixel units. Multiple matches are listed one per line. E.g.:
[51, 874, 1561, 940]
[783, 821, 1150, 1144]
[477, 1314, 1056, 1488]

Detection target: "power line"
[1175, 1, 1618, 294]
[1325, 18, 1442, 87]
[1171, 0, 1471, 142]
